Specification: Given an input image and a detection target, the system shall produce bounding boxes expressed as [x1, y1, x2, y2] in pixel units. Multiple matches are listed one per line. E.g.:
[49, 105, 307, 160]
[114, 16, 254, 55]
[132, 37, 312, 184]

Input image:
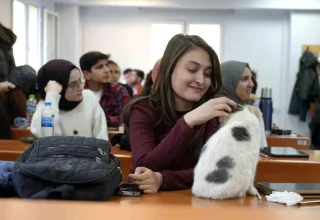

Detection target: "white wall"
[79, 7, 288, 127]
[223, 11, 289, 127]
[55, 4, 81, 65]
[284, 11, 320, 136]
[56, 0, 320, 10]
[0, 0, 13, 28]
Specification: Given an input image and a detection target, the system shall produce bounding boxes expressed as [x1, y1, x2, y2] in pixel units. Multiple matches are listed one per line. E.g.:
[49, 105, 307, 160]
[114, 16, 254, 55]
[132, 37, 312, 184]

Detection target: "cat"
[192, 105, 261, 200]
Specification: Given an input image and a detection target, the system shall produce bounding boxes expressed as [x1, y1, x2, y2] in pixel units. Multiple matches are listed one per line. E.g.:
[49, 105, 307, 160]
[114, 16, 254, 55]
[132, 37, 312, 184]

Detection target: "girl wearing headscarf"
[220, 60, 267, 147]
[30, 59, 108, 140]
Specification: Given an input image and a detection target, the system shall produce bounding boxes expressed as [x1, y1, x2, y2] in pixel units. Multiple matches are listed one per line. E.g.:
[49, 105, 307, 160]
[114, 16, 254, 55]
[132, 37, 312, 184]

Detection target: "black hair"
[123, 68, 132, 75]
[79, 51, 110, 72]
[251, 69, 258, 95]
[134, 69, 145, 81]
[119, 83, 134, 97]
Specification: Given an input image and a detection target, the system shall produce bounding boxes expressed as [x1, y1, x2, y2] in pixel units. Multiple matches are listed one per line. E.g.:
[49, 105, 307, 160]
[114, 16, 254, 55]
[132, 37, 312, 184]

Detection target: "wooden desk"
[108, 130, 124, 140]
[267, 135, 309, 150]
[1, 191, 320, 220]
[12, 128, 309, 150]
[10, 128, 124, 142]
[256, 150, 320, 183]
[0, 140, 132, 181]
[10, 127, 34, 139]
[1, 140, 320, 183]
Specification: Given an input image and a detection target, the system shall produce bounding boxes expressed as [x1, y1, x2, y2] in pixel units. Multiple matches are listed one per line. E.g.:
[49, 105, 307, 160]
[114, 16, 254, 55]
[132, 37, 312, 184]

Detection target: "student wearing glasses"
[30, 59, 108, 140]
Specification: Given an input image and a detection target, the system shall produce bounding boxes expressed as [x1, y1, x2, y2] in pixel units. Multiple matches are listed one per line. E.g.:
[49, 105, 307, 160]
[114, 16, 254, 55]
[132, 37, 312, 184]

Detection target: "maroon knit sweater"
[128, 102, 219, 190]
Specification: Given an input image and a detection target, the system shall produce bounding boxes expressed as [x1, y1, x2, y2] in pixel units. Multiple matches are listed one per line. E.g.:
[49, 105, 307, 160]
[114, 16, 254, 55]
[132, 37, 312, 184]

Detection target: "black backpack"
[12, 136, 122, 200]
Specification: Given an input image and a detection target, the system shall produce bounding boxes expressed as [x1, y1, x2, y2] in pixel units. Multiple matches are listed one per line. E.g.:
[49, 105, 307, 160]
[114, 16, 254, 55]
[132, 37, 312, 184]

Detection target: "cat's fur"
[192, 105, 261, 199]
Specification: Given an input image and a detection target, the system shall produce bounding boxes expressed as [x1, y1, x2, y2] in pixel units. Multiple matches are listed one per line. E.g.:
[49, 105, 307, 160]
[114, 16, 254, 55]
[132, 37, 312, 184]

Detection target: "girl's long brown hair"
[123, 34, 222, 157]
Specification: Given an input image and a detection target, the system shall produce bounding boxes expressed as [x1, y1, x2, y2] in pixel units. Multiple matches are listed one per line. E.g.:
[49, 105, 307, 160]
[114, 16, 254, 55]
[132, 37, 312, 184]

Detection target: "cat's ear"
[246, 106, 262, 119]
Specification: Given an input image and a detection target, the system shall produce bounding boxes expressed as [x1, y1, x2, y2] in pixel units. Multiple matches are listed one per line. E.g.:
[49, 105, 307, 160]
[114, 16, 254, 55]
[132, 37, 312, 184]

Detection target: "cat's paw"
[247, 186, 259, 196]
[238, 191, 246, 198]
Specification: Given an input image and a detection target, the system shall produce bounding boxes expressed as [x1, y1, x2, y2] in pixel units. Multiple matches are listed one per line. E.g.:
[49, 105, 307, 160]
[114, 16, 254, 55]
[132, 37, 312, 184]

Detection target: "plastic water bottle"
[26, 94, 37, 127]
[14, 117, 27, 128]
[259, 88, 273, 135]
[41, 102, 54, 137]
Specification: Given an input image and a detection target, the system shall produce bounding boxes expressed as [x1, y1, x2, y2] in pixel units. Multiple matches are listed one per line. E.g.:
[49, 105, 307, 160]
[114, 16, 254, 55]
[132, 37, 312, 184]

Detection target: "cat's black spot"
[216, 156, 235, 169]
[205, 168, 229, 184]
[232, 126, 250, 141]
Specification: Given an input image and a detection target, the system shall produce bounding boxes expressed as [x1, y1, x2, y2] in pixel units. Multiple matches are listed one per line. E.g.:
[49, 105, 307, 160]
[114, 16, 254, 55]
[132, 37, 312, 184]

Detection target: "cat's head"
[219, 104, 254, 126]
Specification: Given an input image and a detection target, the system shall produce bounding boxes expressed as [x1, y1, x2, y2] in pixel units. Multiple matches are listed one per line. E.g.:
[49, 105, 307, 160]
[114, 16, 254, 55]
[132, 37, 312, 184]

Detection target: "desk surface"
[0, 140, 131, 157]
[10, 127, 123, 141]
[266, 135, 309, 149]
[1, 191, 320, 220]
[1, 140, 319, 162]
[1, 140, 320, 183]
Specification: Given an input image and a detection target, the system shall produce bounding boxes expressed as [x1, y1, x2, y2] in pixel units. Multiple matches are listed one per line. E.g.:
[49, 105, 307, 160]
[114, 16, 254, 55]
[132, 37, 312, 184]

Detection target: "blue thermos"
[259, 88, 273, 134]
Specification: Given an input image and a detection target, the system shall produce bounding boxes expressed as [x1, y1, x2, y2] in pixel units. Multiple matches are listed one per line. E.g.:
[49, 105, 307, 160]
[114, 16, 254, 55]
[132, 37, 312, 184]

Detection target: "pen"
[259, 153, 268, 158]
[298, 200, 320, 205]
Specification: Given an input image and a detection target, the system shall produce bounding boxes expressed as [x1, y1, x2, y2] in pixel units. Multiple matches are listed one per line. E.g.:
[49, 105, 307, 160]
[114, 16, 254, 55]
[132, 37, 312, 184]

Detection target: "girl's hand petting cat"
[184, 97, 236, 128]
[45, 80, 63, 94]
[129, 167, 163, 194]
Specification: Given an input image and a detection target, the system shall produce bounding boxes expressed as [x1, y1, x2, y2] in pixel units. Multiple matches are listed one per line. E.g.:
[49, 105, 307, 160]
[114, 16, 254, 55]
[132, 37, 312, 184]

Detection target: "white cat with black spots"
[192, 105, 261, 200]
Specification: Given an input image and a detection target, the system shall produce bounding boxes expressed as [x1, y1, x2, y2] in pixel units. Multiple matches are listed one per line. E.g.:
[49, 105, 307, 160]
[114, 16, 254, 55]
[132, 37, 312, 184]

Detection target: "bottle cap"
[267, 88, 272, 98]
[29, 94, 35, 99]
[261, 87, 269, 98]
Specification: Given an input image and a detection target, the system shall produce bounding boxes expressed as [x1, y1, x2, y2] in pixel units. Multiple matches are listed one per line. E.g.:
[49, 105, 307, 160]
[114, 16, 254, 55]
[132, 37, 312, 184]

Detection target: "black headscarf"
[37, 59, 82, 111]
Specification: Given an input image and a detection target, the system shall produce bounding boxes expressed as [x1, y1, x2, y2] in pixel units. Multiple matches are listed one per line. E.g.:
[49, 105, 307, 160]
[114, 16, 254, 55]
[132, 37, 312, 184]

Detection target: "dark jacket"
[119, 83, 133, 98]
[288, 51, 320, 121]
[0, 102, 11, 139]
[0, 65, 37, 124]
[0, 23, 16, 82]
[309, 107, 320, 149]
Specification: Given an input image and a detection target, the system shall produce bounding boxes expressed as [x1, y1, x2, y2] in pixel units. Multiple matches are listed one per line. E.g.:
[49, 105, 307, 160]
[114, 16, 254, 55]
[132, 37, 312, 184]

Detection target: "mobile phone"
[116, 183, 141, 197]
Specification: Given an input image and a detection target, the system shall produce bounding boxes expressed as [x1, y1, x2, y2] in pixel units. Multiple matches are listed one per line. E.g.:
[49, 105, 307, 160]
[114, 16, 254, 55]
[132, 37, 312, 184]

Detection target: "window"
[13, 1, 41, 70]
[28, 5, 41, 70]
[13, 1, 59, 70]
[149, 23, 221, 68]
[188, 24, 221, 58]
[43, 9, 59, 64]
[150, 23, 183, 68]
[13, 0, 27, 66]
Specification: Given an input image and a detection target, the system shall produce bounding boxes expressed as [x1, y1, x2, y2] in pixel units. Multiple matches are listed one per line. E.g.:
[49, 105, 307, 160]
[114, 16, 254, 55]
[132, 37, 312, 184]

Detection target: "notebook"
[257, 183, 320, 198]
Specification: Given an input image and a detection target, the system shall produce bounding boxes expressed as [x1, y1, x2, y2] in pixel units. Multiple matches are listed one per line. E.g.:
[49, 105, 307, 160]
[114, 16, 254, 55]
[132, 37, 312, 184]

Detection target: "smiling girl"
[219, 61, 268, 147]
[124, 34, 236, 193]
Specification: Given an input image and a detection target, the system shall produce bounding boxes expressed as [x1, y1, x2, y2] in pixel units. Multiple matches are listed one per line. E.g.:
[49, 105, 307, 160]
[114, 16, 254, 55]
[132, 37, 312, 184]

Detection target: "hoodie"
[0, 23, 16, 82]
[289, 51, 320, 121]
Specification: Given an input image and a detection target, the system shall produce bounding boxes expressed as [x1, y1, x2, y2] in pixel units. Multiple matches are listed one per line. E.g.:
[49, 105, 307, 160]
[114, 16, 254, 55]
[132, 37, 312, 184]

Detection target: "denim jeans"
[0, 161, 16, 197]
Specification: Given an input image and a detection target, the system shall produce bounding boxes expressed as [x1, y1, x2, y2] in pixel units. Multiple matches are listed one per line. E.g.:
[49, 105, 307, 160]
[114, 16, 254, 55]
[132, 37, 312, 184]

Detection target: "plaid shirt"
[99, 83, 130, 127]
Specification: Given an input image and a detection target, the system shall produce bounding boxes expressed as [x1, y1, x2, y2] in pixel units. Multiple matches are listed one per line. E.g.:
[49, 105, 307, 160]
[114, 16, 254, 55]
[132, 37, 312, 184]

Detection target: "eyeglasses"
[68, 78, 85, 91]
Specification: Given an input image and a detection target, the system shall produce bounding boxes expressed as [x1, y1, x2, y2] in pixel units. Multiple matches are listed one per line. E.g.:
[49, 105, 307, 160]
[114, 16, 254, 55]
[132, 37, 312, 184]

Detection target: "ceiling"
[53, 0, 320, 10]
